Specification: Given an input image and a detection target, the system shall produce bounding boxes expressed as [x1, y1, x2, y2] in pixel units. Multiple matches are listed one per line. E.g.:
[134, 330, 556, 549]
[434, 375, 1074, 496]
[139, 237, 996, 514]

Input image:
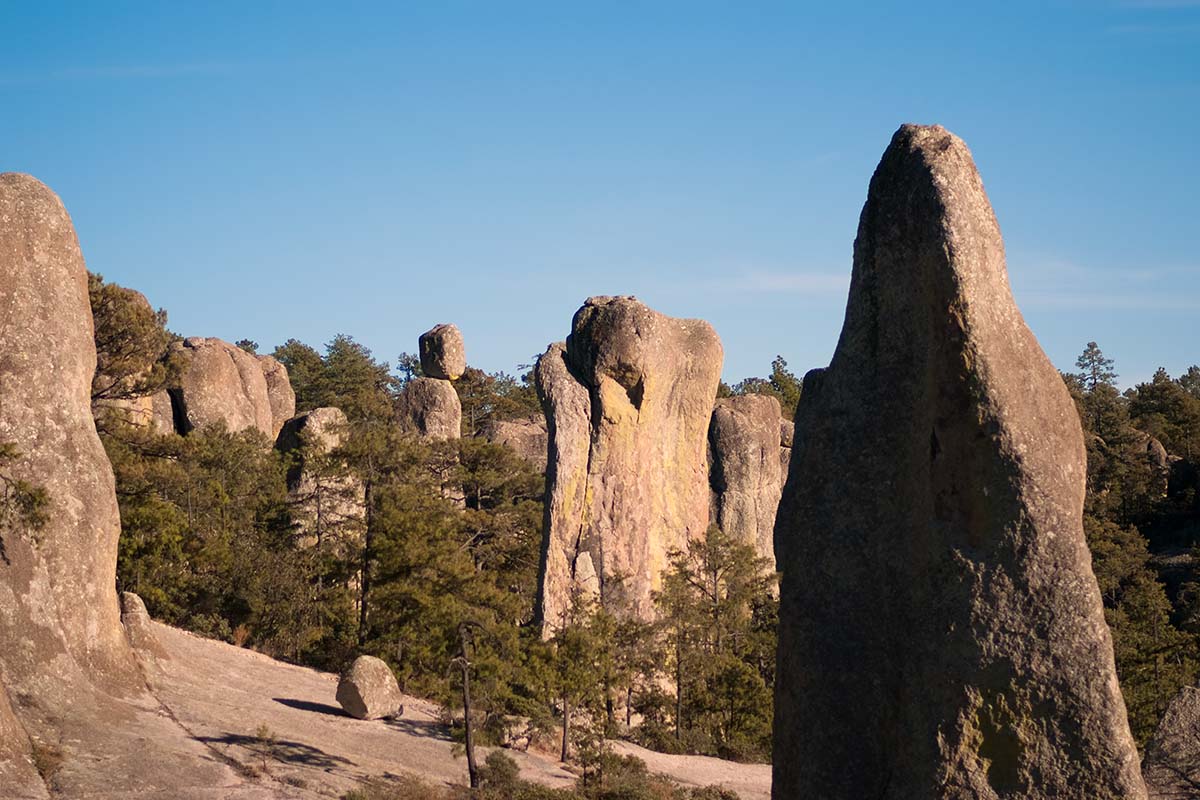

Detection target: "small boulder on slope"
[336, 656, 404, 720]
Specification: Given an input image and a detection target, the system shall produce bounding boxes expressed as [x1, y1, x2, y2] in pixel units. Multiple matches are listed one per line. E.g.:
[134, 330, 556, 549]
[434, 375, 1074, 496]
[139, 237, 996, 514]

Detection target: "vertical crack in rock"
[771, 126, 1145, 799]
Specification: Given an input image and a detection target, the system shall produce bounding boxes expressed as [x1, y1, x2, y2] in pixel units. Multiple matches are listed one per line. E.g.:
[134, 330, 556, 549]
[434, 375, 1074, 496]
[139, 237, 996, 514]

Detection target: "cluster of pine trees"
[1066, 343, 1200, 745]
[87, 274, 779, 767]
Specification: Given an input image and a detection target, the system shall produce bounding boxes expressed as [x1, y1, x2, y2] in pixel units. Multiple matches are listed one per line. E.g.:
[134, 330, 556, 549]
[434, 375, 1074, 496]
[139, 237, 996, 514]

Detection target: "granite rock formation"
[0, 173, 241, 796]
[537, 296, 722, 629]
[121, 591, 169, 659]
[708, 395, 784, 568]
[483, 415, 548, 473]
[1143, 685, 1200, 799]
[771, 126, 1145, 798]
[779, 418, 794, 475]
[418, 323, 467, 381]
[336, 656, 404, 720]
[276, 407, 364, 546]
[398, 376, 462, 440]
[171, 336, 277, 437]
[258, 354, 297, 437]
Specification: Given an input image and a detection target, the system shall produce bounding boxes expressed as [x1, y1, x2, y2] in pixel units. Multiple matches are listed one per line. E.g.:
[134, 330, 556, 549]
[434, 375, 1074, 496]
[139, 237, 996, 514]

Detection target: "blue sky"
[2, 1, 1197, 387]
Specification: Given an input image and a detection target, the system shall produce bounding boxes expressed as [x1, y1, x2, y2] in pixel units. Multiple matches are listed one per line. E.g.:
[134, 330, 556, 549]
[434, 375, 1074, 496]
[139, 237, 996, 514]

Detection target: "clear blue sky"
[3, 1, 1196, 387]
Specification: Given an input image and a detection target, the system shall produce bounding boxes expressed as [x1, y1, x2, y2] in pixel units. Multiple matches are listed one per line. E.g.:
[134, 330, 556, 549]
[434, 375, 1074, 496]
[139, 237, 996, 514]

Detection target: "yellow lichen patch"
[954, 685, 1033, 795]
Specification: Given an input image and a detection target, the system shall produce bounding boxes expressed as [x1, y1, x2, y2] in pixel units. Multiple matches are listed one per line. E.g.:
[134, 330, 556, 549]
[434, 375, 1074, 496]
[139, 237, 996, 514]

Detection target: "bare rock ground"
[139, 621, 769, 799]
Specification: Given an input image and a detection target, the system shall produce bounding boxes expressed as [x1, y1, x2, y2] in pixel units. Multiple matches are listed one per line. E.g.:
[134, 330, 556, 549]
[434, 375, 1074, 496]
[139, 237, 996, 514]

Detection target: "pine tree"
[1075, 341, 1118, 392]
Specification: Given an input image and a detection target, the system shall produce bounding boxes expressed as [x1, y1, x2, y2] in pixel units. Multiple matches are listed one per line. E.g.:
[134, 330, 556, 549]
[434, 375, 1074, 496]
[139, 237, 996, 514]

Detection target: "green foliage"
[728, 356, 801, 419]
[88, 272, 181, 406]
[0, 442, 49, 560]
[236, 339, 259, 354]
[454, 367, 542, 438]
[1086, 516, 1197, 746]
[1129, 367, 1200, 460]
[1075, 341, 1118, 392]
[650, 525, 776, 762]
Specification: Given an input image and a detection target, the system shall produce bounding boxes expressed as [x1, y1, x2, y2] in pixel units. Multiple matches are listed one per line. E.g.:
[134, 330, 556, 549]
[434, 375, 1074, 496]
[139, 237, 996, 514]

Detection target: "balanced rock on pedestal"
[398, 377, 462, 440]
[771, 126, 1145, 798]
[419, 323, 466, 380]
[537, 296, 722, 629]
[336, 656, 404, 720]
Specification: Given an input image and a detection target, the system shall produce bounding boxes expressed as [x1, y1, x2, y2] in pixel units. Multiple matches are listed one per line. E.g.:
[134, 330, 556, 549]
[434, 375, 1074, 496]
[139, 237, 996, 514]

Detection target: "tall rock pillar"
[771, 126, 1145, 798]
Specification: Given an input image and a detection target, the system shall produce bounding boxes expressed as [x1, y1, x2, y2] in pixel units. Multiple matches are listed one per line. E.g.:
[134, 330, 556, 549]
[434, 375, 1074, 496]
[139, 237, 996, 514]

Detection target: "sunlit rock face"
[771, 127, 1146, 799]
[537, 296, 723, 630]
[0, 173, 250, 797]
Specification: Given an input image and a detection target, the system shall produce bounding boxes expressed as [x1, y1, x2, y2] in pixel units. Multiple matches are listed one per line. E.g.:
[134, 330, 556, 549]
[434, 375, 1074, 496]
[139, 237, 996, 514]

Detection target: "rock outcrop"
[483, 415, 548, 473]
[1143, 685, 1200, 799]
[779, 418, 794, 475]
[336, 656, 404, 720]
[121, 591, 169, 659]
[537, 297, 722, 629]
[276, 407, 364, 546]
[708, 395, 784, 568]
[258, 354, 297, 437]
[172, 337, 277, 437]
[771, 126, 1145, 798]
[0, 173, 242, 796]
[398, 377, 462, 440]
[419, 323, 467, 381]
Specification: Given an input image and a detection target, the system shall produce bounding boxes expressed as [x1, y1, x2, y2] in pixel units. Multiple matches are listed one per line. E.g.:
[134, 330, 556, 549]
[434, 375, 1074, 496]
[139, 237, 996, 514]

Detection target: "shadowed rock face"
[172, 337, 277, 437]
[398, 377, 462, 440]
[709, 395, 783, 569]
[771, 127, 1145, 799]
[537, 297, 723, 628]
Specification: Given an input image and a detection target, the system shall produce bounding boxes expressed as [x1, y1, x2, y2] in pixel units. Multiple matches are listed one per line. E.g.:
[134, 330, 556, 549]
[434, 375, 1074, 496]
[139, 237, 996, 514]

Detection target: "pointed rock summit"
[771, 126, 1145, 798]
[537, 296, 722, 628]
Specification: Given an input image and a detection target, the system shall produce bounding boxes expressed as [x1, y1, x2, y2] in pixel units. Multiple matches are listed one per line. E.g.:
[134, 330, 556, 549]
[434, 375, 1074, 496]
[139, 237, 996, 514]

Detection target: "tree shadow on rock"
[382, 716, 452, 742]
[196, 732, 356, 770]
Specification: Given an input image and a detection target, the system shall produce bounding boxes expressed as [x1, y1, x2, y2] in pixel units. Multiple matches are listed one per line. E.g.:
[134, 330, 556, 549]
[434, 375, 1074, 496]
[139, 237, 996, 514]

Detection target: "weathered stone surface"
[772, 126, 1145, 798]
[483, 415, 548, 473]
[0, 684, 43, 799]
[276, 406, 349, 459]
[535, 342, 594, 631]
[1143, 685, 1200, 799]
[537, 297, 722, 629]
[276, 407, 364, 546]
[336, 656, 404, 720]
[0, 173, 244, 796]
[172, 337, 275, 437]
[779, 419, 794, 476]
[418, 323, 466, 380]
[398, 377, 462, 440]
[150, 388, 176, 434]
[121, 591, 168, 659]
[709, 395, 783, 568]
[257, 354, 296, 438]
